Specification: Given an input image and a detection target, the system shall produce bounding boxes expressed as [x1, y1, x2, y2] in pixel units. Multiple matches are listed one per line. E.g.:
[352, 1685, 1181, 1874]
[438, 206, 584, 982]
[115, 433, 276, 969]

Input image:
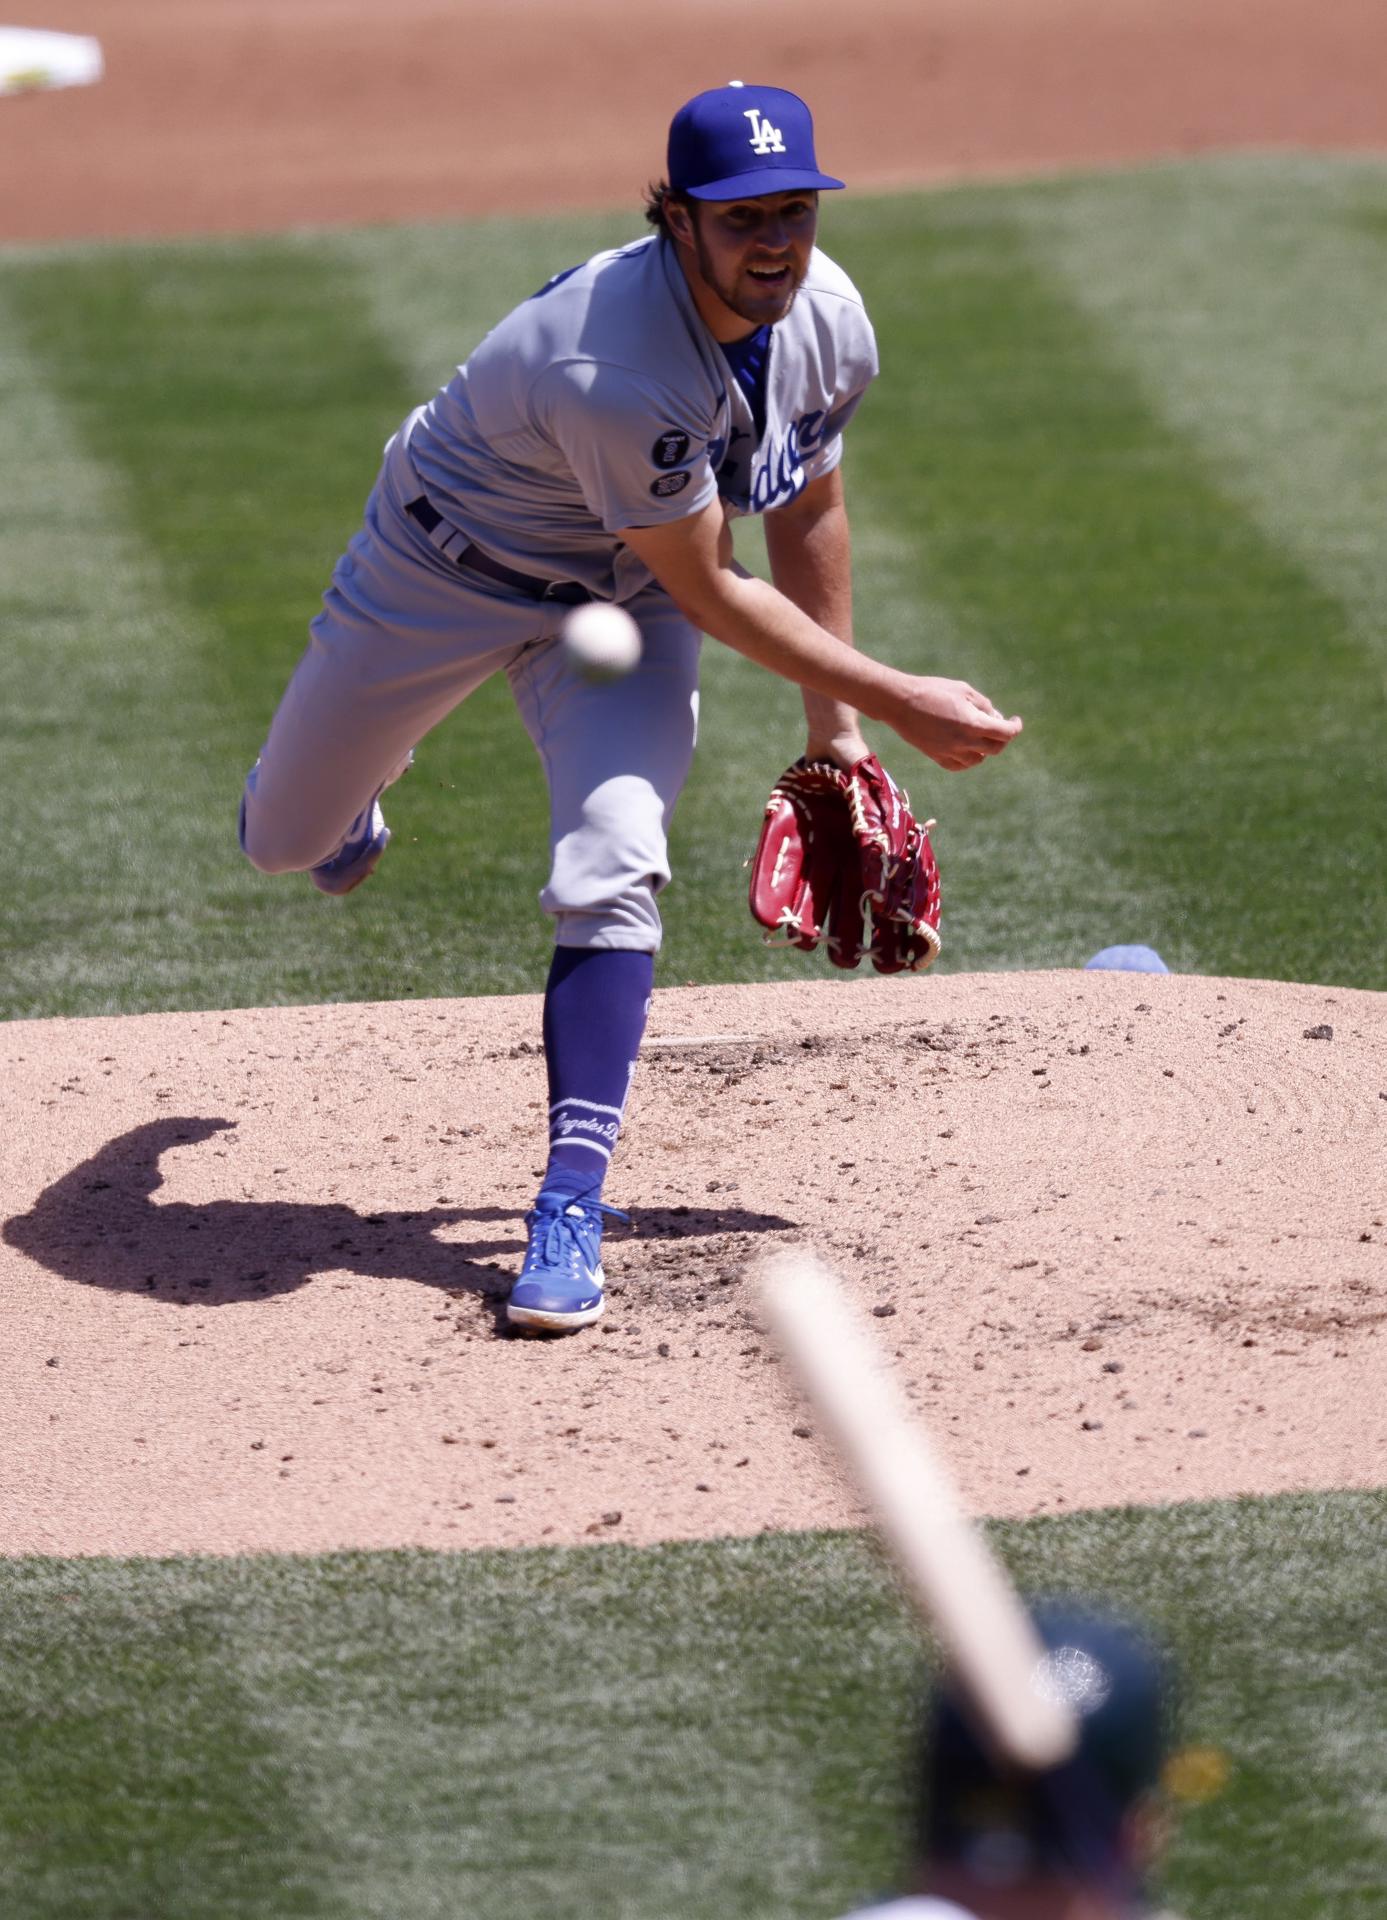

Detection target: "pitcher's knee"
[542, 778, 671, 948]
[542, 836, 667, 947]
[238, 772, 329, 875]
[239, 798, 287, 874]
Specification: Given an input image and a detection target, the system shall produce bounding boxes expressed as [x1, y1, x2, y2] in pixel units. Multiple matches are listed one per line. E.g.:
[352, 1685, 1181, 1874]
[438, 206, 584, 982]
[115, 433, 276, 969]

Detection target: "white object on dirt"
[0, 27, 104, 95]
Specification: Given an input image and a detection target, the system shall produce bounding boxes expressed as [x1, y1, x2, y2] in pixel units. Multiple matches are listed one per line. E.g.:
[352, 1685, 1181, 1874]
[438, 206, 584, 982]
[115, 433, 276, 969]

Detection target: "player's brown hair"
[643, 179, 690, 240]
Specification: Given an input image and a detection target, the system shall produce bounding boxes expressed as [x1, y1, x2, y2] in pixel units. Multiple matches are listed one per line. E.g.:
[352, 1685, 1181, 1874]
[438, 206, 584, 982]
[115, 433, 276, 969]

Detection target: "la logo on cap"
[666, 81, 846, 200]
[743, 107, 786, 156]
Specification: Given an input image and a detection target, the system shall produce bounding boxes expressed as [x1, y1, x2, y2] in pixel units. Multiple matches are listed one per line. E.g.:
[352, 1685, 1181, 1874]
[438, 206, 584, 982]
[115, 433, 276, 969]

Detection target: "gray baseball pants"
[239, 449, 702, 951]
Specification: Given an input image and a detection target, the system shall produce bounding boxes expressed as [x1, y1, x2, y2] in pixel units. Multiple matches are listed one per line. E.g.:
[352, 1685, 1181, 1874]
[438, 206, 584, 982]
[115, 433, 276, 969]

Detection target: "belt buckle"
[542, 580, 587, 606]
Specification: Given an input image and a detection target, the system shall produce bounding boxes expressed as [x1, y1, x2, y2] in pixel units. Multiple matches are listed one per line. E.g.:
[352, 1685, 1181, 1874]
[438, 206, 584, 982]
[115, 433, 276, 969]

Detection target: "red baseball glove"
[747, 753, 941, 973]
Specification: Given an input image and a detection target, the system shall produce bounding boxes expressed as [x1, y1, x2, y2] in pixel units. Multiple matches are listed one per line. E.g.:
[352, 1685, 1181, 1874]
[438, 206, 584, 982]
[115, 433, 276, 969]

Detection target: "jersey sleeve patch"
[651, 429, 691, 468]
[532, 361, 718, 532]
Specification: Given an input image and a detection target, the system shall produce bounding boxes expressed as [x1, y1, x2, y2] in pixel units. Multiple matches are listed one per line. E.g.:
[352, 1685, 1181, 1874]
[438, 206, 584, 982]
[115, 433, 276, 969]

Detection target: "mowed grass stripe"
[833, 186, 1387, 986]
[1031, 156, 1387, 673]
[6, 162, 1386, 1014]
[2, 1491, 1384, 1919]
[847, 506, 1153, 971]
[1, 243, 561, 1013]
[0, 288, 258, 1017]
[0, 1558, 333, 1918]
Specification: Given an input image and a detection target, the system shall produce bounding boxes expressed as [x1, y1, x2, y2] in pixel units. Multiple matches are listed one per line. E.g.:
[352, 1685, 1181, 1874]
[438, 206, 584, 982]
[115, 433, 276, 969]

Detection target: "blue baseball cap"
[668, 83, 845, 201]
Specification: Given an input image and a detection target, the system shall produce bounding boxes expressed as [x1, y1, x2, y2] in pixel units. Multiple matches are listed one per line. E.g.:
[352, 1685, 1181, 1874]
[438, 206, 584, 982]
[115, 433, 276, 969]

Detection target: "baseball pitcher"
[239, 82, 1023, 1332]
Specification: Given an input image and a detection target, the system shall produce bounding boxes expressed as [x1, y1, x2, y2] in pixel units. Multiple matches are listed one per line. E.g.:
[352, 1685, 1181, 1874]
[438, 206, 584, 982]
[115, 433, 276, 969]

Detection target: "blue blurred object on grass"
[1083, 944, 1170, 973]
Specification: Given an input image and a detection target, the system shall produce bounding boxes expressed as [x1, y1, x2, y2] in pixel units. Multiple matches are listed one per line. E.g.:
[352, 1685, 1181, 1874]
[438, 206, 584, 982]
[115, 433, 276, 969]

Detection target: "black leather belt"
[405, 496, 592, 605]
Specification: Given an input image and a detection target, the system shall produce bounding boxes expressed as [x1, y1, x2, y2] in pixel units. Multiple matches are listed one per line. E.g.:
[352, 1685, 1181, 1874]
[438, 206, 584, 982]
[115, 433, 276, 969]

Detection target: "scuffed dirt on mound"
[3, 971, 1383, 1558]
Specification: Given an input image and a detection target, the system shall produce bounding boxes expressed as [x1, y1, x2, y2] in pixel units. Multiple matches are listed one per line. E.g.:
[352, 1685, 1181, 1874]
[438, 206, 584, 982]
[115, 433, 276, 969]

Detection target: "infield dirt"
[3, 0, 1386, 244]
[4, 972, 1384, 1556]
[3, 0, 1384, 1556]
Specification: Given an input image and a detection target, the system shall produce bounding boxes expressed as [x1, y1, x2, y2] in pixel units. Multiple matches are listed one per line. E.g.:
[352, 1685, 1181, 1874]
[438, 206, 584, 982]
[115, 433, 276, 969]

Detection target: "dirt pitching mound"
[3, 970, 1383, 1558]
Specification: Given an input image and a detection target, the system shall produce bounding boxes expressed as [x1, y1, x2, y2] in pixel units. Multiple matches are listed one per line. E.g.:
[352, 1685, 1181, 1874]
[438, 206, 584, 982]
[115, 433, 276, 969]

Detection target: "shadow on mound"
[3, 1117, 794, 1310]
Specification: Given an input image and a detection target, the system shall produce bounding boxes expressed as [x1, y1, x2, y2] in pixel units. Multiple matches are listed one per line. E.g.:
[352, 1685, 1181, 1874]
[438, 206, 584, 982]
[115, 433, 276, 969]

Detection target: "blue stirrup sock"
[539, 947, 654, 1202]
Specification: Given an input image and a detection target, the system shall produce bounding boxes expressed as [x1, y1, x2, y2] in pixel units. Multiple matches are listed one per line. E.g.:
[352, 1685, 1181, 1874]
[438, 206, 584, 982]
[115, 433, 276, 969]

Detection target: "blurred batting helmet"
[918, 1602, 1173, 1901]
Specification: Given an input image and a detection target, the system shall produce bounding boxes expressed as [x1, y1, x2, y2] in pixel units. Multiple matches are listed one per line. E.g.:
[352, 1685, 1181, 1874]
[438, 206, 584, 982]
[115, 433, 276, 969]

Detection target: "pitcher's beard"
[694, 234, 803, 327]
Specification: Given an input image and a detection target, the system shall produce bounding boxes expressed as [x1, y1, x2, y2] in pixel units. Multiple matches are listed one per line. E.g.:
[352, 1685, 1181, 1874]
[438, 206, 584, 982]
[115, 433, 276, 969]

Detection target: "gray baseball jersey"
[407, 233, 879, 598]
[242, 231, 878, 951]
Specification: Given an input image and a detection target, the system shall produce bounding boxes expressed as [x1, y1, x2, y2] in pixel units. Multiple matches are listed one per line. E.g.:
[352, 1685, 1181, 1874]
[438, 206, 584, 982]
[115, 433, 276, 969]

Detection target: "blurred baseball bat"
[759, 1248, 1077, 1772]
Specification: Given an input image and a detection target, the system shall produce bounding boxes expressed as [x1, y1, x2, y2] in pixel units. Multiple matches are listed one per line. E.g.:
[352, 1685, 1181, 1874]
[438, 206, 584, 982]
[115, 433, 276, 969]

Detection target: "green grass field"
[3, 1492, 1383, 1920]
[4, 158, 1386, 1919]
[3, 155, 1386, 1017]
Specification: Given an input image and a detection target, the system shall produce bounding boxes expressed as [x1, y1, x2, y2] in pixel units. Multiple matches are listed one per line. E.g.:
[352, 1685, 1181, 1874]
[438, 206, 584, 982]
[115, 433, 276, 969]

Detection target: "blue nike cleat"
[310, 798, 389, 895]
[507, 1192, 629, 1334]
[310, 753, 413, 896]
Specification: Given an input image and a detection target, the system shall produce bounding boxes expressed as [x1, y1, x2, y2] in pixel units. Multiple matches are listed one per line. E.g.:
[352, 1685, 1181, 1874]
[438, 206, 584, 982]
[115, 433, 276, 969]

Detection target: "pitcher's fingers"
[968, 711, 1023, 743]
[961, 686, 1024, 733]
[966, 685, 1022, 720]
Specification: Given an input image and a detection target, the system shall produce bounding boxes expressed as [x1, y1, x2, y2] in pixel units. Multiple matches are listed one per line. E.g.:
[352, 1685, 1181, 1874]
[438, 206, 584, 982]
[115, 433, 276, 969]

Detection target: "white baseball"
[560, 602, 642, 682]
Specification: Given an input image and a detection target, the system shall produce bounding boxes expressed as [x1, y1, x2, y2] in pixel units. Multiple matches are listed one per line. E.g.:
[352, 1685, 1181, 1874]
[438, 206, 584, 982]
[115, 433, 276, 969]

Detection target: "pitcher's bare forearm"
[708, 569, 899, 715]
[621, 498, 1022, 772]
[625, 497, 897, 714]
[764, 470, 867, 764]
